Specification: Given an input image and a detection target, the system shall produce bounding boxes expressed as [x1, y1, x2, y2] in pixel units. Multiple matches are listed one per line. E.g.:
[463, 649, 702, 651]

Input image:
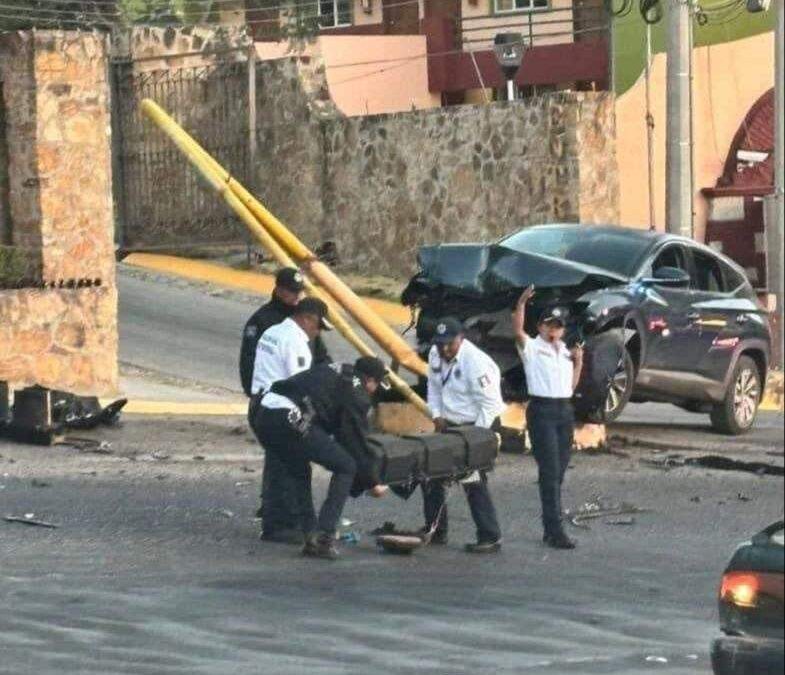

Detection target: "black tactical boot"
[303, 533, 339, 560]
[543, 531, 577, 550]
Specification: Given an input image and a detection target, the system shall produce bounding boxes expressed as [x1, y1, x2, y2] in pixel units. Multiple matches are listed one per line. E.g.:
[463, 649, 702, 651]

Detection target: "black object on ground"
[4, 515, 58, 529]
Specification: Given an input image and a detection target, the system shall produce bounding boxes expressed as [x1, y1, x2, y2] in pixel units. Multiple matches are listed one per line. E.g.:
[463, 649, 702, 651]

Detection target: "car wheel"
[710, 356, 762, 436]
[604, 348, 635, 423]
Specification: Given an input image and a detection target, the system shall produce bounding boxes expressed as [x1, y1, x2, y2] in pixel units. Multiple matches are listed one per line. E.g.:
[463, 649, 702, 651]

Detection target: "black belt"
[528, 396, 572, 404]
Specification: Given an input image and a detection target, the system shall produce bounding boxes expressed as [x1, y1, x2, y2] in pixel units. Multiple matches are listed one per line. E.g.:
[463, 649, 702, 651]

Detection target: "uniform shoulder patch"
[478, 374, 491, 389]
[297, 356, 307, 368]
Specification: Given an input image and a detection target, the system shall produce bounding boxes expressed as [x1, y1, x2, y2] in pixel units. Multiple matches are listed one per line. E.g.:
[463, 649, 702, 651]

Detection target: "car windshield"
[500, 227, 652, 278]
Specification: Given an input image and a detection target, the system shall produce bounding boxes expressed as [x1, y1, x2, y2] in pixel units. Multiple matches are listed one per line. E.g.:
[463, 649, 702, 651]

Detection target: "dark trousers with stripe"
[527, 397, 575, 536]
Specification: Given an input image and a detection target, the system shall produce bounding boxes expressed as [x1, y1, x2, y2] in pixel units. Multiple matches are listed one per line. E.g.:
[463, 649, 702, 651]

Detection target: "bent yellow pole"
[140, 99, 427, 380]
[140, 99, 429, 416]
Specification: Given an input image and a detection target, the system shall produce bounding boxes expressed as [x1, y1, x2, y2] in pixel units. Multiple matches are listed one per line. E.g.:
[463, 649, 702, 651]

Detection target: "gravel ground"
[1, 415, 782, 675]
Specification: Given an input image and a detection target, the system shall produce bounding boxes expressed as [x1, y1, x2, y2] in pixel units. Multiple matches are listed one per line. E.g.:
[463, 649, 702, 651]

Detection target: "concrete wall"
[0, 32, 118, 396]
[616, 32, 775, 240]
[253, 54, 618, 277]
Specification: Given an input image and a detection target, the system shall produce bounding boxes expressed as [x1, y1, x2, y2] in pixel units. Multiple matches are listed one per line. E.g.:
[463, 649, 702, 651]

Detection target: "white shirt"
[427, 340, 506, 429]
[519, 335, 574, 399]
[251, 318, 312, 395]
[260, 392, 297, 412]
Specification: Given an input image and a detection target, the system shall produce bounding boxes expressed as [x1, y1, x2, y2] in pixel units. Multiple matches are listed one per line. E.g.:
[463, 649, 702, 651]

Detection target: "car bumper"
[712, 636, 784, 674]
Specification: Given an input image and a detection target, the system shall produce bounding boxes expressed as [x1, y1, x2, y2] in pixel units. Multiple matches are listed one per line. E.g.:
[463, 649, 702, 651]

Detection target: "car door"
[687, 248, 761, 384]
[636, 243, 700, 375]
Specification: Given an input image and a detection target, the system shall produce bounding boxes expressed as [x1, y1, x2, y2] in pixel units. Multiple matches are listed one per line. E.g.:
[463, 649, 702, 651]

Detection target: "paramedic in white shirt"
[249, 297, 332, 544]
[424, 317, 505, 554]
[514, 286, 584, 550]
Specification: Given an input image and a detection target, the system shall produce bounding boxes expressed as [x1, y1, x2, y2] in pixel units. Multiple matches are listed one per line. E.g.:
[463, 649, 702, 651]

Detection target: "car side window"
[647, 245, 690, 278]
[692, 249, 725, 293]
[719, 259, 749, 292]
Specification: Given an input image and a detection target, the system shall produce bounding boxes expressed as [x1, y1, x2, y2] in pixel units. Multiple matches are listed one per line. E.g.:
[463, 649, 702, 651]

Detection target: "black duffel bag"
[404, 433, 465, 480]
[444, 426, 498, 473]
[365, 434, 425, 486]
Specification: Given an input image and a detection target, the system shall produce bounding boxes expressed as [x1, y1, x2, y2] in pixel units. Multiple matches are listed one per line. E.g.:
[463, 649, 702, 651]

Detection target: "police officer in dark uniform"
[239, 268, 329, 397]
[250, 357, 389, 560]
[239, 268, 331, 538]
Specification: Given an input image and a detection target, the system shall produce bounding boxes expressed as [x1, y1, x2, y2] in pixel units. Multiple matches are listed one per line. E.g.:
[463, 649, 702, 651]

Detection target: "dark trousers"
[527, 398, 575, 536]
[249, 397, 301, 532]
[252, 406, 357, 536]
[422, 471, 502, 544]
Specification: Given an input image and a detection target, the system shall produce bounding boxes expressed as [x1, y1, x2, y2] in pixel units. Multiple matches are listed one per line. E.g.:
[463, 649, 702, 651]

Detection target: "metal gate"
[112, 59, 251, 251]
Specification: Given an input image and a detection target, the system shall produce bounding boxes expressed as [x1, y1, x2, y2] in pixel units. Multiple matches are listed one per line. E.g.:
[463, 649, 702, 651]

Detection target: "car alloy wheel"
[606, 365, 628, 416]
[733, 366, 761, 429]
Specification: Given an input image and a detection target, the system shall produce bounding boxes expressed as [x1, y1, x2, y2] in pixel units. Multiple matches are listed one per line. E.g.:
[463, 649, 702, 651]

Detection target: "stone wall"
[321, 94, 619, 275]
[251, 61, 619, 277]
[0, 31, 118, 396]
[0, 287, 117, 396]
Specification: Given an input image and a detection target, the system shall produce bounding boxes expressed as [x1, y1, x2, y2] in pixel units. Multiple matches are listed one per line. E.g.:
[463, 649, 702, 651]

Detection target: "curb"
[123, 253, 412, 327]
[103, 400, 248, 416]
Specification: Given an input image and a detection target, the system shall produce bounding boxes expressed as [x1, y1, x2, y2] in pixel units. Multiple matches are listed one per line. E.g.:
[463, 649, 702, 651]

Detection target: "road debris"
[605, 517, 636, 526]
[737, 492, 752, 502]
[566, 498, 648, 530]
[58, 437, 113, 454]
[30, 479, 51, 488]
[641, 453, 783, 476]
[218, 509, 234, 519]
[4, 514, 58, 529]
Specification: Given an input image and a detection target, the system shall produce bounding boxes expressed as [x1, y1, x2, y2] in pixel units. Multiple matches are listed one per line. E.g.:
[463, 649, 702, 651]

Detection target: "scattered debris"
[645, 656, 669, 664]
[737, 492, 752, 502]
[58, 437, 113, 454]
[234, 481, 252, 488]
[151, 452, 171, 462]
[566, 498, 649, 530]
[30, 479, 50, 488]
[641, 454, 784, 477]
[218, 509, 234, 519]
[4, 514, 58, 529]
[605, 517, 636, 526]
[193, 455, 206, 462]
[690, 496, 701, 503]
[240, 466, 256, 474]
[230, 426, 245, 436]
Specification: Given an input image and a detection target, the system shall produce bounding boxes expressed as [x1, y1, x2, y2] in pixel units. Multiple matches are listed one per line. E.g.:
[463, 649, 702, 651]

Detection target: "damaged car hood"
[415, 243, 627, 296]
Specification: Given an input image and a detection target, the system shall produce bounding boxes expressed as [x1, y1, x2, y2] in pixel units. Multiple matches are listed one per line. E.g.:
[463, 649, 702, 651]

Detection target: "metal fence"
[112, 59, 252, 251]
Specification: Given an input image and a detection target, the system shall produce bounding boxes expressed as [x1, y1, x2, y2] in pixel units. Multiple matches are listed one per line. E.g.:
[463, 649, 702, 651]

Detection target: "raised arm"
[513, 286, 536, 348]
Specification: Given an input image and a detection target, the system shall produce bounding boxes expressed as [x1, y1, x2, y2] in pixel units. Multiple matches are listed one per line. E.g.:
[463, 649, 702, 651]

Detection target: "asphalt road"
[1, 416, 783, 675]
[118, 268, 783, 451]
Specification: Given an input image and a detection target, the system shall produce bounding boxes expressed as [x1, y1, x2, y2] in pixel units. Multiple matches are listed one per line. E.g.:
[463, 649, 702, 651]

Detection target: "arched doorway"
[702, 88, 774, 289]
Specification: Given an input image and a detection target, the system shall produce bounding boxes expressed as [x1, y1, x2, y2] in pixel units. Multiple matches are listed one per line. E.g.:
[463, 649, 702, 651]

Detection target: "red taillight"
[721, 573, 760, 607]
[720, 571, 785, 608]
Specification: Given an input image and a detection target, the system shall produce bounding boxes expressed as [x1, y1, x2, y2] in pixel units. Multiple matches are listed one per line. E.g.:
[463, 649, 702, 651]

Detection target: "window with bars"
[319, 0, 353, 28]
[494, 0, 549, 13]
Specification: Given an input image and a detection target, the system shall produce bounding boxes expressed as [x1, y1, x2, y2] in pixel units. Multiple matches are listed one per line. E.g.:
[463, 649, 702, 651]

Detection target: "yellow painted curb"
[103, 400, 248, 416]
[761, 371, 784, 412]
[124, 253, 412, 327]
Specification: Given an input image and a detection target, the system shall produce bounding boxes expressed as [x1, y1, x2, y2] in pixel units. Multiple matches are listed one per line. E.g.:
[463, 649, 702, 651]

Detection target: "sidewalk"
[123, 253, 413, 327]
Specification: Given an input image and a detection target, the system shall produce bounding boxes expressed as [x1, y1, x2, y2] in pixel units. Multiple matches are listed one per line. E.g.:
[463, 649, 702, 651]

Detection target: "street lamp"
[493, 33, 525, 102]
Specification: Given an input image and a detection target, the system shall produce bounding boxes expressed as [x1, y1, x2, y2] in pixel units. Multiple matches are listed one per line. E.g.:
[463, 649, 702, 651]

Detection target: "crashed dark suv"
[402, 225, 771, 435]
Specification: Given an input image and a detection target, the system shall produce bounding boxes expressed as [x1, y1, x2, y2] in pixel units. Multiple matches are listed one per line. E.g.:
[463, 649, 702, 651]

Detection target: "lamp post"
[494, 33, 525, 102]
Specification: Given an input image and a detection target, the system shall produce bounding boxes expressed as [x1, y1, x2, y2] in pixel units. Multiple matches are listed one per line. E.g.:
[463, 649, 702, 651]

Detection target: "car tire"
[604, 347, 635, 423]
[710, 356, 762, 436]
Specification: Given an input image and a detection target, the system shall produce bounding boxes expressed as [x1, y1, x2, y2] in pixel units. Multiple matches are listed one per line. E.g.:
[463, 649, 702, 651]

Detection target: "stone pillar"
[0, 31, 118, 397]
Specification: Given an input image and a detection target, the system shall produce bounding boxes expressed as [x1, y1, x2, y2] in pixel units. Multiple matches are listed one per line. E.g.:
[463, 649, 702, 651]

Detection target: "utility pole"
[768, 0, 784, 368]
[666, 0, 694, 238]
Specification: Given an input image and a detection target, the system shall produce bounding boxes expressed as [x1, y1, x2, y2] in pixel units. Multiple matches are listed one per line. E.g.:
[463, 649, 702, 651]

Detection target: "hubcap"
[733, 368, 760, 428]
[605, 359, 630, 415]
